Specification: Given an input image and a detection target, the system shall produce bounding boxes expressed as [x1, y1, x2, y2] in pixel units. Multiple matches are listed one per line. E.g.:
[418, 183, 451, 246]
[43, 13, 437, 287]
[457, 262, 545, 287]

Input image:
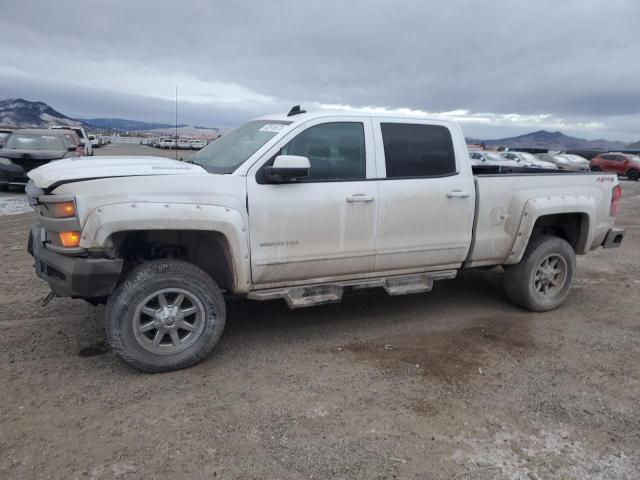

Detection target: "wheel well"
[531, 213, 589, 253]
[111, 230, 235, 292]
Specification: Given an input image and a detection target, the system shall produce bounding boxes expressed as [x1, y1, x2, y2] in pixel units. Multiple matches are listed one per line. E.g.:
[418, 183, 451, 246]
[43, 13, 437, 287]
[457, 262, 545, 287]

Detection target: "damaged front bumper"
[28, 225, 123, 298]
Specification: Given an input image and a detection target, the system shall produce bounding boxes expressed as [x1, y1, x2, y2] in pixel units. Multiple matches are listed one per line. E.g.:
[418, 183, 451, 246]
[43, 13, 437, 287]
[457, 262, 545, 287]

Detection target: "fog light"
[59, 231, 81, 248]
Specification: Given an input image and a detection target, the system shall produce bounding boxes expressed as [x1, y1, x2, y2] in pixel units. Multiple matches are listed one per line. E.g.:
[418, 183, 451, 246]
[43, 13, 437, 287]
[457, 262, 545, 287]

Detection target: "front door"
[247, 118, 379, 287]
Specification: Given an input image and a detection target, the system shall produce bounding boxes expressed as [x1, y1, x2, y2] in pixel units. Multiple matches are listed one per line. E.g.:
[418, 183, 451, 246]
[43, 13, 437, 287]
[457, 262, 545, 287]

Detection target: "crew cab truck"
[26, 108, 625, 372]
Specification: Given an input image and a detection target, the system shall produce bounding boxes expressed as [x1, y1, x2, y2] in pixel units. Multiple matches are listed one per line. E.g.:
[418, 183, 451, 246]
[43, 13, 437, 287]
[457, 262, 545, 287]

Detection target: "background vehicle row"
[0, 128, 82, 189]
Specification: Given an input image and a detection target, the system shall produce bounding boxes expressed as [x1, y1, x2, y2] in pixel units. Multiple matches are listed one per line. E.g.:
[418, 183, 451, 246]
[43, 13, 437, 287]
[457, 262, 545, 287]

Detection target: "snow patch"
[0, 195, 33, 216]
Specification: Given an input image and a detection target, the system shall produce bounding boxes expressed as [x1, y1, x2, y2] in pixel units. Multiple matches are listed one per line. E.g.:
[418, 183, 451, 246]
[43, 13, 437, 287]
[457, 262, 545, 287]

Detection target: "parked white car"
[177, 139, 191, 149]
[502, 151, 557, 169]
[159, 138, 176, 149]
[89, 135, 101, 148]
[26, 108, 625, 372]
[190, 139, 207, 150]
[537, 153, 590, 172]
[469, 151, 521, 167]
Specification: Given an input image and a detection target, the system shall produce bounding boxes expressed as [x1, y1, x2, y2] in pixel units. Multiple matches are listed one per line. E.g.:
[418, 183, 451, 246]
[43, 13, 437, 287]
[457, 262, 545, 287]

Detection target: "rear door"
[372, 119, 475, 272]
[246, 117, 379, 286]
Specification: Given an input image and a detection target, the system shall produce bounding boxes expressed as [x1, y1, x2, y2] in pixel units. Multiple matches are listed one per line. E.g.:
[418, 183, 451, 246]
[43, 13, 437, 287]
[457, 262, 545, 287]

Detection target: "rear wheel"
[106, 259, 226, 373]
[504, 235, 576, 312]
[590, 165, 601, 171]
[627, 169, 639, 181]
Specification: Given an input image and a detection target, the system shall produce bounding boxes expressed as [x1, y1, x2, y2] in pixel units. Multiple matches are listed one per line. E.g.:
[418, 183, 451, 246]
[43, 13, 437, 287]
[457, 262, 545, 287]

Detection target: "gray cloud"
[0, 0, 639, 140]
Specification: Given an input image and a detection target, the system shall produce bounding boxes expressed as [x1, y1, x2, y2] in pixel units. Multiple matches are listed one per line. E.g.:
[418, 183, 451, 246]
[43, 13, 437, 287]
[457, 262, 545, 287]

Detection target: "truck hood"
[27, 155, 207, 189]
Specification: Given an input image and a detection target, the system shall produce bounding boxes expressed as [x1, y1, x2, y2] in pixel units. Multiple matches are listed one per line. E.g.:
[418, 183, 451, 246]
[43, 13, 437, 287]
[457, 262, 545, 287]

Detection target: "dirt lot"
[96, 141, 198, 162]
[1, 163, 639, 479]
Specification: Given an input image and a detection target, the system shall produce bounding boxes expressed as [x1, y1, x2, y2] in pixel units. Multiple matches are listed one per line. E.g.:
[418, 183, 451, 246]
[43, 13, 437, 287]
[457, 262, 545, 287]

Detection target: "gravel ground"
[97, 142, 198, 162]
[0, 164, 638, 479]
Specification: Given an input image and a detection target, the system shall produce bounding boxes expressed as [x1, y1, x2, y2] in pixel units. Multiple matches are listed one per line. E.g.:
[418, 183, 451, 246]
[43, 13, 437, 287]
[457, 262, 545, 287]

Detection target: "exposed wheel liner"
[504, 234, 576, 312]
[106, 259, 226, 373]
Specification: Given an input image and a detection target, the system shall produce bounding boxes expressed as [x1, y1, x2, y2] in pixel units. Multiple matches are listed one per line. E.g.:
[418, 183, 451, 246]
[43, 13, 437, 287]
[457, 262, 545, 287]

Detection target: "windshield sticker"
[259, 124, 287, 133]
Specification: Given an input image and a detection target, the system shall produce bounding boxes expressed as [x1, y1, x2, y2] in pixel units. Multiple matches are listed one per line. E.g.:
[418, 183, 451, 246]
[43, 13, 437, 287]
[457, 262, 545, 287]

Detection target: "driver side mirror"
[265, 155, 310, 183]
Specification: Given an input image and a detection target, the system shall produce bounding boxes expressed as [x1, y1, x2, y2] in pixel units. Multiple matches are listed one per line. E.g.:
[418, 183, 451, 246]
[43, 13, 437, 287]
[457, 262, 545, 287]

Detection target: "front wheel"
[106, 259, 226, 373]
[627, 169, 639, 181]
[504, 235, 576, 312]
[590, 165, 601, 171]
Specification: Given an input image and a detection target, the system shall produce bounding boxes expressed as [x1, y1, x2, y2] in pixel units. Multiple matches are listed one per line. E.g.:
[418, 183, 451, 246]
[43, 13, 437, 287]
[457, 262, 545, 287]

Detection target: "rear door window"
[381, 123, 456, 178]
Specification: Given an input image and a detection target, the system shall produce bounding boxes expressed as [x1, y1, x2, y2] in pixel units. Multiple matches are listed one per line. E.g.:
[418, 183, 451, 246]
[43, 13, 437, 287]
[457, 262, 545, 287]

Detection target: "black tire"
[504, 235, 576, 312]
[626, 169, 639, 181]
[590, 166, 601, 171]
[105, 259, 226, 373]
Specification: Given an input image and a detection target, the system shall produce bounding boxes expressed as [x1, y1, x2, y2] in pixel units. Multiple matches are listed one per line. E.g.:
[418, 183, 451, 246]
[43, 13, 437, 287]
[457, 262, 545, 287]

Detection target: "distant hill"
[81, 118, 188, 131]
[468, 130, 627, 151]
[0, 98, 220, 133]
[626, 140, 640, 149]
[0, 98, 79, 128]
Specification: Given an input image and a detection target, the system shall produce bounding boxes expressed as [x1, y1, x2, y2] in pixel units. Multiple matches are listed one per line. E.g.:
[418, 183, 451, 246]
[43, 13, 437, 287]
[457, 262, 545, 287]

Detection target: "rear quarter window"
[381, 123, 456, 178]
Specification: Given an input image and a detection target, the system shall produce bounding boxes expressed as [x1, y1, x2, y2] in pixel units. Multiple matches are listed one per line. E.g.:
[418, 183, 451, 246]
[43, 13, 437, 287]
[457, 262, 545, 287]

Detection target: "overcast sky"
[1, 0, 638, 141]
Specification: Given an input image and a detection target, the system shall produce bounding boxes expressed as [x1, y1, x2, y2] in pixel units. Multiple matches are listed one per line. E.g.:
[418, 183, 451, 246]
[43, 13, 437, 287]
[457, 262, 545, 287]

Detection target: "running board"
[247, 271, 457, 309]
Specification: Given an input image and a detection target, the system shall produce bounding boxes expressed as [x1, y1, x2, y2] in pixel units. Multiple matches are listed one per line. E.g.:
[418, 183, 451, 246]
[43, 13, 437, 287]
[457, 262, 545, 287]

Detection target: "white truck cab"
[27, 107, 624, 372]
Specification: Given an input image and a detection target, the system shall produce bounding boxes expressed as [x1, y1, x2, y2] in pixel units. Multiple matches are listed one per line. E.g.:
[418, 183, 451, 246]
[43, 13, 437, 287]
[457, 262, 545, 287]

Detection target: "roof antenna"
[287, 105, 306, 117]
[175, 85, 178, 161]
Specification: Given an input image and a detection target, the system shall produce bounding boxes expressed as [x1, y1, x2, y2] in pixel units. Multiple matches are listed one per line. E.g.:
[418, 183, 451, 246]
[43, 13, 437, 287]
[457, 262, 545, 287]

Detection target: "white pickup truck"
[26, 108, 625, 372]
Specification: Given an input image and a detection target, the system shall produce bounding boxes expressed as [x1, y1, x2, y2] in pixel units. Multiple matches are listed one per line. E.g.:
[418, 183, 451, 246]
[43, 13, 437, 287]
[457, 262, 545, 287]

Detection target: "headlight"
[0, 157, 13, 166]
[42, 201, 76, 218]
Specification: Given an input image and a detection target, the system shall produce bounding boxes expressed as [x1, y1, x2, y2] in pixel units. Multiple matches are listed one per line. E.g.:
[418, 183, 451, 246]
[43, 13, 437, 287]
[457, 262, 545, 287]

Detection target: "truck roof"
[255, 109, 459, 128]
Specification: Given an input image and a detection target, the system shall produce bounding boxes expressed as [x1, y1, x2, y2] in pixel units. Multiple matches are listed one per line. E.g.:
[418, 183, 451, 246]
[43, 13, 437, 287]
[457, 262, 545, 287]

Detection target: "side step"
[247, 271, 457, 309]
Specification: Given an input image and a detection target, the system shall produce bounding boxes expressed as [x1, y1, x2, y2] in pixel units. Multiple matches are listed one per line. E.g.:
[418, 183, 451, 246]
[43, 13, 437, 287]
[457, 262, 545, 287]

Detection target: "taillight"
[610, 184, 622, 217]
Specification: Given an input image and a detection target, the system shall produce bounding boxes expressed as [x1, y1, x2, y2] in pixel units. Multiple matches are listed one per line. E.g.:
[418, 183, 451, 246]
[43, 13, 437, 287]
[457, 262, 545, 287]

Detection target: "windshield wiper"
[187, 159, 207, 169]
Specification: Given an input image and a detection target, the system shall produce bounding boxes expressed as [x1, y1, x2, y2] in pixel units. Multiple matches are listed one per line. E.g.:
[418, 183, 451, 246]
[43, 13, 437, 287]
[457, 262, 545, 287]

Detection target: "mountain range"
[468, 130, 632, 151]
[80, 118, 188, 131]
[1, 98, 637, 148]
[0, 98, 210, 132]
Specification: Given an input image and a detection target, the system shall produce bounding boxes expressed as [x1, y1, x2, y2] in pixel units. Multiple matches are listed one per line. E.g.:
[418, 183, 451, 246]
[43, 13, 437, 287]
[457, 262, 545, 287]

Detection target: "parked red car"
[590, 152, 640, 181]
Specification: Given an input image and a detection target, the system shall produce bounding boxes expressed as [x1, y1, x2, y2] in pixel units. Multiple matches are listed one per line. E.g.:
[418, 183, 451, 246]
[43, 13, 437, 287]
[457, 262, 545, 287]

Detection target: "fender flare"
[504, 195, 595, 264]
[80, 202, 251, 292]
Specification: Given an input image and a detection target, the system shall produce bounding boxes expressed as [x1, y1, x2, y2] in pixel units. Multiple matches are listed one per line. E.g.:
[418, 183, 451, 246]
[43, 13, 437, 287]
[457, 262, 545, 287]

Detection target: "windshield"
[191, 120, 291, 173]
[6, 133, 64, 150]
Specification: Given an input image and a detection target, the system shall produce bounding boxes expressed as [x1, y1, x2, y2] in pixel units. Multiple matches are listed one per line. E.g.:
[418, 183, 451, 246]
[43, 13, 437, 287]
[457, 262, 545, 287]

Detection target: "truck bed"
[468, 169, 616, 268]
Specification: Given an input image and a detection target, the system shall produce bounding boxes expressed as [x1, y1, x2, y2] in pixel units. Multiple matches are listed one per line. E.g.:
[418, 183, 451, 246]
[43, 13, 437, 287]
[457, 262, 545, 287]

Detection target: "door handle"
[446, 190, 470, 198]
[346, 194, 375, 203]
